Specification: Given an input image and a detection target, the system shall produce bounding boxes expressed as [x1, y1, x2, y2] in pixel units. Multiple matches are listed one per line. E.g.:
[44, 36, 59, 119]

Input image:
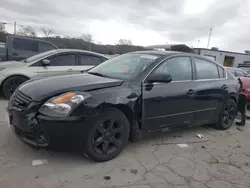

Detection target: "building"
[194, 48, 250, 67]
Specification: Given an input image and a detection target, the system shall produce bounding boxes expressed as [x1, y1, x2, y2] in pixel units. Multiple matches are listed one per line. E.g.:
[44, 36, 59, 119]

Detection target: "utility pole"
[14, 21, 16, 35]
[197, 40, 200, 48]
[207, 28, 212, 49]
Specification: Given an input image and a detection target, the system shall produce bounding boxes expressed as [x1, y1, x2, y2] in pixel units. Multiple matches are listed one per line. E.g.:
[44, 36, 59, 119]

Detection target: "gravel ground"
[0, 99, 250, 188]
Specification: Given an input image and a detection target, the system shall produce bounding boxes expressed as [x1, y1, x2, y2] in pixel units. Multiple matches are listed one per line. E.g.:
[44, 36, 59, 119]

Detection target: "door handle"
[221, 84, 228, 89]
[67, 69, 74, 72]
[187, 89, 195, 95]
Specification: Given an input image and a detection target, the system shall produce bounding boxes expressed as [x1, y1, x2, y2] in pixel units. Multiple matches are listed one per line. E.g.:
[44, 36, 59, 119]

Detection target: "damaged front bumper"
[10, 123, 48, 148]
[7, 108, 87, 149]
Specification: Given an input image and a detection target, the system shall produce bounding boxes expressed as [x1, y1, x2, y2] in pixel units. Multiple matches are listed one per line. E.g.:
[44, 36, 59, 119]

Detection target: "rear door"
[76, 53, 106, 72]
[192, 57, 229, 125]
[37, 53, 78, 76]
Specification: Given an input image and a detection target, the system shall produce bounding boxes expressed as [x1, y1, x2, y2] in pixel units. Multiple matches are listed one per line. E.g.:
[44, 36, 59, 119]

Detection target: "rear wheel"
[2, 76, 28, 99]
[83, 108, 130, 162]
[246, 105, 250, 118]
[215, 99, 237, 130]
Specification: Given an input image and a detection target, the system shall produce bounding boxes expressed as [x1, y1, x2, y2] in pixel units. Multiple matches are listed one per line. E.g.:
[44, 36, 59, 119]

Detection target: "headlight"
[38, 92, 91, 117]
[245, 88, 250, 92]
[0, 67, 6, 71]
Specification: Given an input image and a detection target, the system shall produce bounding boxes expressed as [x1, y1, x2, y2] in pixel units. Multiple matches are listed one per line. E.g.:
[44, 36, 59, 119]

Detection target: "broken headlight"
[38, 92, 91, 117]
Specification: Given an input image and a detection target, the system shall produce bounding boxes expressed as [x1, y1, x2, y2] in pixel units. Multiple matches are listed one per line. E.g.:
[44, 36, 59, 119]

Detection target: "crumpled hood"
[18, 73, 123, 101]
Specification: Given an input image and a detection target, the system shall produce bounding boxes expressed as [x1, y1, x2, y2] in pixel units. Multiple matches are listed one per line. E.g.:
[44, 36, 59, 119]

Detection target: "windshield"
[88, 53, 160, 80]
[22, 50, 57, 63]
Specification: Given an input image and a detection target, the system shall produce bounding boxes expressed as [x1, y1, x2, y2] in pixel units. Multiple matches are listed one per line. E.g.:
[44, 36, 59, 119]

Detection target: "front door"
[142, 56, 195, 131]
[37, 53, 78, 77]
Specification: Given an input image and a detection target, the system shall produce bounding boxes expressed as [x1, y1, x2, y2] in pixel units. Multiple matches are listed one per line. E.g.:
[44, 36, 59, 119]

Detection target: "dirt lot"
[0, 99, 250, 188]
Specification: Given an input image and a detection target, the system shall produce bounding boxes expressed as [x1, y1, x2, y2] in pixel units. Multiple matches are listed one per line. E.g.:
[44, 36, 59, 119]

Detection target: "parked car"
[0, 36, 58, 62]
[225, 67, 249, 77]
[7, 51, 240, 162]
[0, 49, 108, 98]
[238, 67, 250, 75]
[225, 67, 250, 106]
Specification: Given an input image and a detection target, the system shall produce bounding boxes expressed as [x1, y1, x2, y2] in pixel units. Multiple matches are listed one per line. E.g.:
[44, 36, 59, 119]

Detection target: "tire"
[215, 99, 237, 130]
[2, 76, 28, 99]
[246, 105, 250, 119]
[82, 108, 130, 162]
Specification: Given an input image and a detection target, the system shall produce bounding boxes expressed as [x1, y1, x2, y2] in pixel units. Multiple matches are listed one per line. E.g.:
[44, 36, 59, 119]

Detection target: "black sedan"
[7, 50, 241, 162]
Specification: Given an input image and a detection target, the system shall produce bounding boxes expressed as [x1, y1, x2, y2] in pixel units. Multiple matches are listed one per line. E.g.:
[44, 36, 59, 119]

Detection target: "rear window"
[39, 42, 56, 52]
[13, 38, 38, 52]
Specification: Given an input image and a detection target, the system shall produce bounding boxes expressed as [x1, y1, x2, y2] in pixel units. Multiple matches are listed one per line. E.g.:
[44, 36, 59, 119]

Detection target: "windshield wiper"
[88, 72, 106, 77]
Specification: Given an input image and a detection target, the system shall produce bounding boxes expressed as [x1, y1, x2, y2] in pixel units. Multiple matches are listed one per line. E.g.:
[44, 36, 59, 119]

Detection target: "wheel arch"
[229, 93, 238, 104]
[1, 74, 30, 94]
[1, 74, 30, 88]
[98, 103, 138, 141]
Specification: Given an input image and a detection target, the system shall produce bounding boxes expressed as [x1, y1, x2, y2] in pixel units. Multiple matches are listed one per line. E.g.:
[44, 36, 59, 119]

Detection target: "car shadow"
[27, 123, 244, 164]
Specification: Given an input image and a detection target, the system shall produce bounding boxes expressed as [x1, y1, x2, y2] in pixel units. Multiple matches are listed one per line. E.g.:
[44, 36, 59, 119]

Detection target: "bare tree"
[80, 34, 93, 50]
[0, 23, 6, 32]
[0, 23, 6, 33]
[41, 27, 54, 38]
[118, 39, 132, 45]
[17, 26, 36, 37]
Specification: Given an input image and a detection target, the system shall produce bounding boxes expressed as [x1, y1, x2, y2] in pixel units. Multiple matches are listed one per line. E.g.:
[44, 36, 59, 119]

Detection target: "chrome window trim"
[143, 55, 228, 84]
[195, 69, 228, 81]
[193, 57, 228, 81]
[143, 80, 193, 86]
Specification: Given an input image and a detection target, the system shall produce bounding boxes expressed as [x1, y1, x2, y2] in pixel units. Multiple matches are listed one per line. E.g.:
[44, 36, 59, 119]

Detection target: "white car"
[0, 49, 108, 98]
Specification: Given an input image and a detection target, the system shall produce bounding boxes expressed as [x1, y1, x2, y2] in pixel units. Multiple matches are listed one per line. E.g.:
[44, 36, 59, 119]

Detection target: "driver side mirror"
[41, 59, 50, 66]
[146, 73, 172, 84]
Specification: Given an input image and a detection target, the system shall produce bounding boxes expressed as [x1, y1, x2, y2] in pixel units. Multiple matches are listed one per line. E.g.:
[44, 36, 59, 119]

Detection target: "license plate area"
[9, 110, 32, 132]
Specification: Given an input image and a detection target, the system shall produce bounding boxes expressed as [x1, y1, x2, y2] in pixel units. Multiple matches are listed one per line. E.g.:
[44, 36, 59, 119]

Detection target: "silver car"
[0, 49, 108, 98]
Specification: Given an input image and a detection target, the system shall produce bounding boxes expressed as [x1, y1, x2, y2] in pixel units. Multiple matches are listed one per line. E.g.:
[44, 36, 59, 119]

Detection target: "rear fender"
[237, 94, 247, 114]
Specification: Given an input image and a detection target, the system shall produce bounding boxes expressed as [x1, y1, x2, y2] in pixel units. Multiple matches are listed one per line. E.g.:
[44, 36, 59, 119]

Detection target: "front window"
[88, 53, 160, 80]
[150, 57, 192, 81]
[23, 50, 57, 63]
[49, 54, 76, 66]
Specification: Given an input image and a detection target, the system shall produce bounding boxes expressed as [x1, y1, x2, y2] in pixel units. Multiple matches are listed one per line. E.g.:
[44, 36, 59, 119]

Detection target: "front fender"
[71, 87, 141, 118]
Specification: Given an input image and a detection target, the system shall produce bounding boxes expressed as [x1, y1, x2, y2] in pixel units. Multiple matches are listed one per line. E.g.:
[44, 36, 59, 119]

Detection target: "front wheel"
[2, 76, 28, 99]
[83, 108, 130, 162]
[215, 99, 237, 130]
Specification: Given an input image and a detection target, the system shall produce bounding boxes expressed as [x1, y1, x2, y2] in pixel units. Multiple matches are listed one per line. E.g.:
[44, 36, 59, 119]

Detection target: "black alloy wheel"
[215, 99, 237, 130]
[92, 119, 124, 155]
[9, 79, 23, 93]
[2, 76, 28, 99]
[222, 104, 236, 127]
[83, 108, 130, 162]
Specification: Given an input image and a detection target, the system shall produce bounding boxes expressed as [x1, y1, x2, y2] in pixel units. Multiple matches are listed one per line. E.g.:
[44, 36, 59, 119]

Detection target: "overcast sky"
[1, 0, 249, 52]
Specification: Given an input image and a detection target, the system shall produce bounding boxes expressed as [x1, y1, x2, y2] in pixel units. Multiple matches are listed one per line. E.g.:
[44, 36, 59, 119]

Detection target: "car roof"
[52, 49, 109, 58]
[145, 44, 196, 54]
[129, 50, 183, 56]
